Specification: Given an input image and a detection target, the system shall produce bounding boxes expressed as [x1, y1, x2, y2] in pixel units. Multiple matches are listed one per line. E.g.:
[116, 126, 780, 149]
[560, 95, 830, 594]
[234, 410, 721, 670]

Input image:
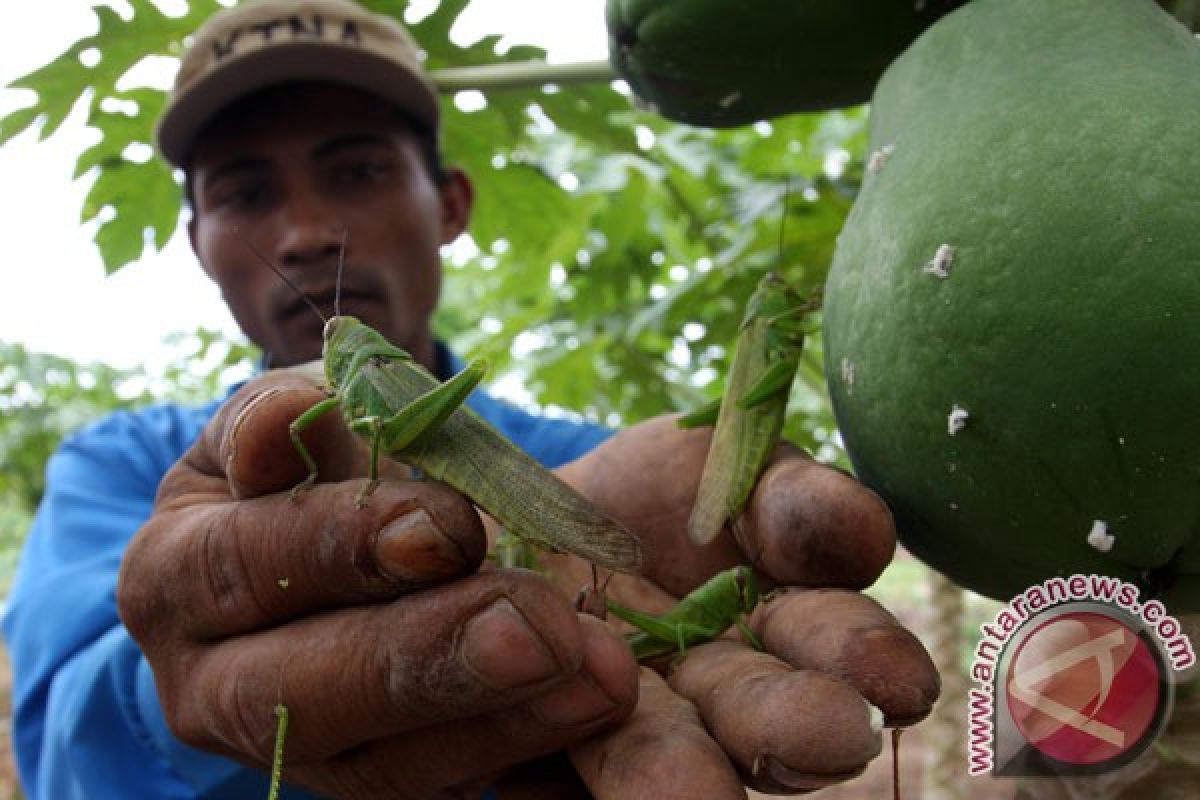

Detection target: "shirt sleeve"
[464, 388, 613, 468]
[1, 405, 322, 799]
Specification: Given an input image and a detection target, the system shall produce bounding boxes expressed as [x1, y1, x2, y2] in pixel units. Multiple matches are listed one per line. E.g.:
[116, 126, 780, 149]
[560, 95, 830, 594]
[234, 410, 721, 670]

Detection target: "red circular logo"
[1005, 611, 1163, 766]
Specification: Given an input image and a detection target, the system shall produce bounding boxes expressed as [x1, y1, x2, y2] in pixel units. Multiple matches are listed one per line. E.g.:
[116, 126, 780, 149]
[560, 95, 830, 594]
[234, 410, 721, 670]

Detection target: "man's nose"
[274, 188, 346, 267]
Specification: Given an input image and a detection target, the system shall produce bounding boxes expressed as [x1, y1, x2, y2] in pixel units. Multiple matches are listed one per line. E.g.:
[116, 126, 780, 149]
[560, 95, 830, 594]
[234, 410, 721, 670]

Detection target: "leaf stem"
[431, 59, 616, 93]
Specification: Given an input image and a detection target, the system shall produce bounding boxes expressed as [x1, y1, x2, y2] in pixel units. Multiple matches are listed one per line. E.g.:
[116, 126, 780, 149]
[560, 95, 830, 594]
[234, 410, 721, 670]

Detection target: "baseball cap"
[156, 0, 440, 167]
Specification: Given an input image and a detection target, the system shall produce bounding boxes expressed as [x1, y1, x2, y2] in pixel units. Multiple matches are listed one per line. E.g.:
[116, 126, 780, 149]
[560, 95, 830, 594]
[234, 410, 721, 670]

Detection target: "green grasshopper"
[253, 246, 644, 575]
[679, 271, 817, 545]
[606, 565, 763, 661]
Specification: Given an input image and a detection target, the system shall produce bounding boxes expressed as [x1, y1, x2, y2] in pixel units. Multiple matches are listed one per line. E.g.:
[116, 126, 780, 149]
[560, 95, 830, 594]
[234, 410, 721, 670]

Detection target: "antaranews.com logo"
[967, 574, 1195, 777]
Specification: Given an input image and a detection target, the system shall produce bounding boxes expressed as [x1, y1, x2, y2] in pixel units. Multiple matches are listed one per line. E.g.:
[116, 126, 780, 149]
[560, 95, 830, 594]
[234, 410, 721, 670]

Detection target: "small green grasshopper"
[679, 272, 817, 545]
[253, 246, 644, 574]
[606, 565, 763, 661]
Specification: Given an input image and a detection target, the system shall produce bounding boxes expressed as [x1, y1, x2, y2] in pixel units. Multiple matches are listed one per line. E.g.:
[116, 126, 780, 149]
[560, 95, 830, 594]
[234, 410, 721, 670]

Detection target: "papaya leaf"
[83, 157, 179, 272]
[73, 89, 166, 177]
[536, 85, 638, 153]
[3, 1, 221, 141]
[405, 0, 470, 52]
[740, 114, 829, 176]
[0, 105, 45, 149]
[4, 42, 92, 143]
[0, 0, 220, 272]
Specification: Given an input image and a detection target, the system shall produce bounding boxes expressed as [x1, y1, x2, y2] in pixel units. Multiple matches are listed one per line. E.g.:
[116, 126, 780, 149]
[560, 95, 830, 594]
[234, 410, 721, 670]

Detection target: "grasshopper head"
[323, 315, 355, 344]
[748, 272, 819, 352]
[321, 315, 364, 387]
[734, 566, 760, 613]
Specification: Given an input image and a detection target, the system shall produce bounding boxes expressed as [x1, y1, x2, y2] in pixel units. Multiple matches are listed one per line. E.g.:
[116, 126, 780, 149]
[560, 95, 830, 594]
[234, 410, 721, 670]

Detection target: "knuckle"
[375, 572, 575, 714]
[119, 504, 273, 643]
[160, 672, 217, 750]
[167, 657, 275, 761]
[375, 608, 466, 721]
[196, 505, 270, 629]
[115, 530, 162, 640]
[165, 700, 212, 751]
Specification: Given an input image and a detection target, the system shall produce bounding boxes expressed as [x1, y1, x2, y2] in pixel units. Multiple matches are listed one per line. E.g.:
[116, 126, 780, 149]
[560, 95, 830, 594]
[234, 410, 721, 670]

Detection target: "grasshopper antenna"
[334, 227, 348, 319]
[777, 176, 792, 262]
[239, 232, 327, 325]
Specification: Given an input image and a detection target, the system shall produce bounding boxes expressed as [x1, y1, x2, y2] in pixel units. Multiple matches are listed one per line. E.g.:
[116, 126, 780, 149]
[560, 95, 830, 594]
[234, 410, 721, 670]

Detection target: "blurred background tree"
[0, 334, 256, 591]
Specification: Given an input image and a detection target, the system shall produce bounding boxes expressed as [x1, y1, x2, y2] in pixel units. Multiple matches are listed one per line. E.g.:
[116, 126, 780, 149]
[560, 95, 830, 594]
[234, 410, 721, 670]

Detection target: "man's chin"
[266, 315, 326, 368]
[263, 349, 324, 371]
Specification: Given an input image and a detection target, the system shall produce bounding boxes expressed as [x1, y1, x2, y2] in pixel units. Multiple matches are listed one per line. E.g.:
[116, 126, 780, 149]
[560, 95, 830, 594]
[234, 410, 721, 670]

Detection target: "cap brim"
[155, 43, 439, 168]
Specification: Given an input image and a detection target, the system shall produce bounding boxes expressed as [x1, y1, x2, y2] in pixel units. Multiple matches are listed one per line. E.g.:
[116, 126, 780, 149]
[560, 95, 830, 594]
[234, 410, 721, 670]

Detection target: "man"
[3, 1, 934, 797]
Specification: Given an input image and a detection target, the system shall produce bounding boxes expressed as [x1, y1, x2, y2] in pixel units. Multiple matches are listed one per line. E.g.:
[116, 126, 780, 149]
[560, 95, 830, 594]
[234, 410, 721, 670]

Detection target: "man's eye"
[212, 183, 267, 211]
[337, 159, 392, 185]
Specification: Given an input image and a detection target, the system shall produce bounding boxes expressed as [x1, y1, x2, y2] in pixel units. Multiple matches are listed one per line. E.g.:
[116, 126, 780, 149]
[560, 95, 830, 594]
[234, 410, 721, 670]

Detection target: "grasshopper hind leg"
[352, 415, 385, 508]
[574, 564, 613, 619]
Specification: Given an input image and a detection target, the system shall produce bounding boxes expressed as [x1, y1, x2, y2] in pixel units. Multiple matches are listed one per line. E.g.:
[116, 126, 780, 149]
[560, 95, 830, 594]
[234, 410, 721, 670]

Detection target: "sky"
[0, 0, 611, 371]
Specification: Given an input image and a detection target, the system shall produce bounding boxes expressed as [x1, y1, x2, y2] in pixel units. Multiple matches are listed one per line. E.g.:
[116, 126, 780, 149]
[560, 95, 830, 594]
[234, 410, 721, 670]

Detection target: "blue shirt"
[3, 350, 612, 799]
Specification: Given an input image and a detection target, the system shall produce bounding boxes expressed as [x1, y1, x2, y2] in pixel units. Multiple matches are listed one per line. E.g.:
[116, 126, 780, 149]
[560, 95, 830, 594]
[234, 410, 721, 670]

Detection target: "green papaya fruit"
[606, 0, 967, 127]
[823, 0, 1200, 609]
[1160, 0, 1200, 30]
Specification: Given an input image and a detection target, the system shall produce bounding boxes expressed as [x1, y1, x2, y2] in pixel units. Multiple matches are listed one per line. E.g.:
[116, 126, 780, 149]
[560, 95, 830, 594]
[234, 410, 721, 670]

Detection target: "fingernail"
[461, 599, 563, 689]
[530, 674, 618, 728]
[375, 509, 467, 583]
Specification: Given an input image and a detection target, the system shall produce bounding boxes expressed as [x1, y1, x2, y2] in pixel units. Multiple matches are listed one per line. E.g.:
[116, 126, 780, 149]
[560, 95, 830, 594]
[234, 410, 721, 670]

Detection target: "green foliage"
[0, 331, 257, 510]
[1, 1, 867, 518]
[441, 108, 865, 458]
[1, 0, 223, 272]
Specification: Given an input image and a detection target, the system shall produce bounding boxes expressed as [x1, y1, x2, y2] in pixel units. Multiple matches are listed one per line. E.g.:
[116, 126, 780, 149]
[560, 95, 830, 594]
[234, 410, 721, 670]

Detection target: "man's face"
[187, 84, 471, 368]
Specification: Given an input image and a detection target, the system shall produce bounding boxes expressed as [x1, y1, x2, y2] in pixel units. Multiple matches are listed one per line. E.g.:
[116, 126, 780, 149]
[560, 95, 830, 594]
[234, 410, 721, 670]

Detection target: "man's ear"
[438, 168, 474, 245]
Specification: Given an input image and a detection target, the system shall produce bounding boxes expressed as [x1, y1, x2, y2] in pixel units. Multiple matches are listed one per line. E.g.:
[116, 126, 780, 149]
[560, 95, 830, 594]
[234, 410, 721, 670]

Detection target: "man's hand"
[551, 417, 941, 797]
[117, 372, 640, 799]
[118, 369, 939, 799]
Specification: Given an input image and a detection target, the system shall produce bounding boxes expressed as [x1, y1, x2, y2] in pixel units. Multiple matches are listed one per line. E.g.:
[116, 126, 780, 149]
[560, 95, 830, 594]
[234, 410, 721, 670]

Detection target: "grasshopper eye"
[735, 569, 750, 602]
[732, 566, 760, 613]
